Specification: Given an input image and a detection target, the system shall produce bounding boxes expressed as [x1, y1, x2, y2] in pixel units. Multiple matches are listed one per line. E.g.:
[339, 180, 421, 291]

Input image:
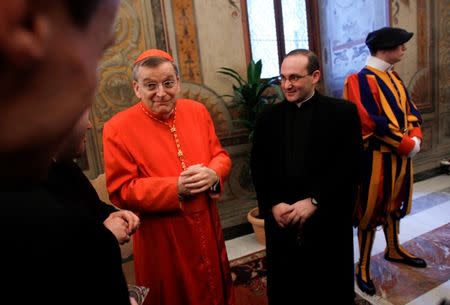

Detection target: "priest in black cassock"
[250, 49, 363, 305]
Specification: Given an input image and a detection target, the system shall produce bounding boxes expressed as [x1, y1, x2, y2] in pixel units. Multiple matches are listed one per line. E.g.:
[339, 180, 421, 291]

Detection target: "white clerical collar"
[366, 56, 393, 72]
[296, 91, 315, 108]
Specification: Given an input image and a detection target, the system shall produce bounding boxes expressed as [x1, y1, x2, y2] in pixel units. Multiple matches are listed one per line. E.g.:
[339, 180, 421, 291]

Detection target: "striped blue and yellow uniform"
[344, 66, 422, 230]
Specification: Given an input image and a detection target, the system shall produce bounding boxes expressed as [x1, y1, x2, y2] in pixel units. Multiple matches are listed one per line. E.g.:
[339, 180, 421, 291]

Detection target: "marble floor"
[225, 174, 450, 305]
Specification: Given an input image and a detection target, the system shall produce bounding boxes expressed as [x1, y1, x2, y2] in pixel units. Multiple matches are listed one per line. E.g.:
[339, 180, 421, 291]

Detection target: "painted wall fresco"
[85, 0, 159, 177]
[319, 0, 390, 98]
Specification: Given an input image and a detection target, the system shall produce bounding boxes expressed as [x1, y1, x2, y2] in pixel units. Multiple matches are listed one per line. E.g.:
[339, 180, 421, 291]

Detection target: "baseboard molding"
[223, 222, 253, 241]
[414, 166, 448, 182]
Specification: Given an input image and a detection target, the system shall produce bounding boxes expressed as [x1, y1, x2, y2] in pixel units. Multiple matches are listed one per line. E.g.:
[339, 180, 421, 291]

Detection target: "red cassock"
[103, 99, 235, 305]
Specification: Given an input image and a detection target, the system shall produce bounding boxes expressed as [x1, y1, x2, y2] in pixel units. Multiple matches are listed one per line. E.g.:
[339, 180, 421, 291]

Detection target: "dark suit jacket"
[0, 163, 130, 305]
[251, 92, 362, 305]
[47, 160, 117, 222]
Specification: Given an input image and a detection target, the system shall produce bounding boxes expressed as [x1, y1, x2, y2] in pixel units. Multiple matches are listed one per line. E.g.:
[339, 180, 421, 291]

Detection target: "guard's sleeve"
[344, 73, 419, 156]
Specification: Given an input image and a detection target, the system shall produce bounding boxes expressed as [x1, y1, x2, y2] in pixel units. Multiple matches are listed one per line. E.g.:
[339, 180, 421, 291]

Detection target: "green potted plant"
[218, 59, 281, 245]
[218, 59, 280, 142]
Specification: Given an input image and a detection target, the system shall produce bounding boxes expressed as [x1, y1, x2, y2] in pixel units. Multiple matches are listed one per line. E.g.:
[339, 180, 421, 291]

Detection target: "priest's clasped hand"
[272, 203, 294, 228]
[285, 198, 317, 227]
[272, 198, 317, 228]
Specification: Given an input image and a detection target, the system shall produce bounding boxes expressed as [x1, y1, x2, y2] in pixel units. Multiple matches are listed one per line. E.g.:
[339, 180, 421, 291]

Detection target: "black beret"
[365, 27, 413, 52]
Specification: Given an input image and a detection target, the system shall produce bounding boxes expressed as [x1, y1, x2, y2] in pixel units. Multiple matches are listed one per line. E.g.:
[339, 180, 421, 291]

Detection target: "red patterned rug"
[230, 250, 372, 305]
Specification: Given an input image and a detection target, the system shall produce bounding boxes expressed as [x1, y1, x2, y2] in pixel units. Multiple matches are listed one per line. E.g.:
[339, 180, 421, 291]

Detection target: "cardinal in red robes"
[103, 49, 234, 305]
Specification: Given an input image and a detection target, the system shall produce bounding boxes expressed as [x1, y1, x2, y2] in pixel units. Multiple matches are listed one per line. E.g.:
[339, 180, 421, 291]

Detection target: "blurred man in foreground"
[0, 1, 133, 304]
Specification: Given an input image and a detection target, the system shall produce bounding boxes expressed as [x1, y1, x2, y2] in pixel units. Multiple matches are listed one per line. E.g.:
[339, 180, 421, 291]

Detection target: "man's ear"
[133, 80, 142, 99]
[312, 70, 321, 84]
[0, 1, 51, 67]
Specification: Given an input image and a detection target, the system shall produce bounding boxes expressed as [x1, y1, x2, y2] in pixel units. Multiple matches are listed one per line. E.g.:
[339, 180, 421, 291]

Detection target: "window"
[244, 0, 316, 78]
[242, 0, 389, 97]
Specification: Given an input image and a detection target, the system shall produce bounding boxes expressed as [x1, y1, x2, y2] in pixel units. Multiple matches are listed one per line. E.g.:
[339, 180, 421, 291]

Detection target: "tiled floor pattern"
[357, 223, 450, 305]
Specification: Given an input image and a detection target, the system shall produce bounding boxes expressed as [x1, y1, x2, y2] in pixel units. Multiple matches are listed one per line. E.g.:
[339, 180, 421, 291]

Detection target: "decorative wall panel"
[420, 121, 432, 152]
[171, 0, 202, 83]
[85, 0, 161, 177]
[444, 114, 450, 138]
[180, 82, 233, 137]
[438, 0, 450, 108]
[403, 0, 434, 113]
[318, 0, 390, 98]
[417, 0, 427, 68]
[412, 0, 450, 172]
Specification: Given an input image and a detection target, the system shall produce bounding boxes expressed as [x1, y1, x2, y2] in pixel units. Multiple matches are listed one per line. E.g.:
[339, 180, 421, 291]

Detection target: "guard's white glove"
[408, 136, 421, 158]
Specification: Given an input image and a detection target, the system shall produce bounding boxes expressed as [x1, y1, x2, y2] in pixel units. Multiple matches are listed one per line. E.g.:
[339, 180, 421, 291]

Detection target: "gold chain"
[139, 102, 187, 170]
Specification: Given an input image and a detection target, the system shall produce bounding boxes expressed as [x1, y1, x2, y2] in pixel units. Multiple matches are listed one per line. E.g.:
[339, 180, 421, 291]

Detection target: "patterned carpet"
[230, 250, 372, 305]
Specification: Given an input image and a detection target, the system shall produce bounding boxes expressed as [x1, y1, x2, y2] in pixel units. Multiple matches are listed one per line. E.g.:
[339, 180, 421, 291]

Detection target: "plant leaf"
[218, 67, 246, 84]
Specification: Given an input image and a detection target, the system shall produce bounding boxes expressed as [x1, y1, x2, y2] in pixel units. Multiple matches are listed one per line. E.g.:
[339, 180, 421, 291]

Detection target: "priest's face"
[280, 54, 320, 103]
[133, 62, 181, 120]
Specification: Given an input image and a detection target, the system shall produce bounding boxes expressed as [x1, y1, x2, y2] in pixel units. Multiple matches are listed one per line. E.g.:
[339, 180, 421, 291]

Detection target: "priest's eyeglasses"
[279, 72, 313, 84]
[142, 80, 176, 91]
